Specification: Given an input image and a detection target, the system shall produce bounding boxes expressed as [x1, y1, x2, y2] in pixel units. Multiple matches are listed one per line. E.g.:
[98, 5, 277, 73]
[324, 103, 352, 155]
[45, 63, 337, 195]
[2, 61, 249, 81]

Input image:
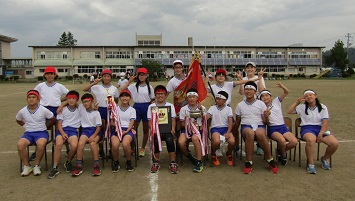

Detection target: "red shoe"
[151, 162, 160, 173]
[212, 155, 220, 166]
[72, 165, 83, 176]
[226, 154, 233, 166]
[93, 164, 101, 176]
[243, 162, 252, 174]
[268, 160, 279, 174]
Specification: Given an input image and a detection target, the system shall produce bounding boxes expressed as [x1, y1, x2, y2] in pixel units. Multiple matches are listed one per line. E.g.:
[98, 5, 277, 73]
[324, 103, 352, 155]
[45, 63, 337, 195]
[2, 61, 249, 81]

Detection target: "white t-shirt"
[127, 84, 155, 103]
[179, 105, 206, 127]
[210, 81, 235, 105]
[57, 106, 81, 128]
[90, 76, 94, 82]
[34, 82, 69, 107]
[16, 105, 54, 132]
[207, 105, 233, 128]
[90, 84, 119, 107]
[147, 102, 176, 120]
[295, 104, 329, 126]
[78, 104, 102, 128]
[116, 106, 136, 128]
[118, 79, 129, 89]
[235, 99, 267, 125]
[239, 76, 266, 99]
[166, 76, 185, 94]
[268, 96, 286, 126]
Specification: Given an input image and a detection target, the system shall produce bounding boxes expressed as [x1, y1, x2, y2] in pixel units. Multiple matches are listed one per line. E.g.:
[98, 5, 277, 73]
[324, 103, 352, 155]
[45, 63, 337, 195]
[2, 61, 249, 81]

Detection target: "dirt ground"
[0, 79, 355, 201]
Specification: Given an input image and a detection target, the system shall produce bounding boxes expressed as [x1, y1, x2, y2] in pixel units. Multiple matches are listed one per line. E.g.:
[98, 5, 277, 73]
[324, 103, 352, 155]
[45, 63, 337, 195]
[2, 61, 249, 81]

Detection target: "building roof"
[0, 34, 18, 43]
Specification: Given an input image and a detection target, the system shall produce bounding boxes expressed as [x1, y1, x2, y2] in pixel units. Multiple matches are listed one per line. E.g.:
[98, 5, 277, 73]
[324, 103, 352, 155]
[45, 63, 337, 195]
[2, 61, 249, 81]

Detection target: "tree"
[141, 59, 164, 81]
[324, 40, 349, 71]
[57, 31, 77, 46]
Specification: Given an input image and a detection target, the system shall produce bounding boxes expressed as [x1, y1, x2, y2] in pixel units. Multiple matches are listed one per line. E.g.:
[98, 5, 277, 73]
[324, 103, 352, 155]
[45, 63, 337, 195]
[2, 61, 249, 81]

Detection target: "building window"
[95, 52, 101, 59]
[58, 69, 64, 73]
[39, 69, 45, 73]
[41, 52, 45, 59]
[26, 71, 33, 75]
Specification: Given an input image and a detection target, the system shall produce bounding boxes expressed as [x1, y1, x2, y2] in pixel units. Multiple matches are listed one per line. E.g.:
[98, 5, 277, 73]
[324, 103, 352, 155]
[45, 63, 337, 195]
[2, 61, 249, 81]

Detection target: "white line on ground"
[148, 160, 159, 201]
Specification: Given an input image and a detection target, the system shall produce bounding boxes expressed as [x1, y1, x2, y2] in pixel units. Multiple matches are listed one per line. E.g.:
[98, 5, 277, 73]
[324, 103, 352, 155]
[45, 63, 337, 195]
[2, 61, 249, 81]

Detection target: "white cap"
[120, 72, 125, 77]
[173, 60, 183, 66]
[245, 62, 256, 68]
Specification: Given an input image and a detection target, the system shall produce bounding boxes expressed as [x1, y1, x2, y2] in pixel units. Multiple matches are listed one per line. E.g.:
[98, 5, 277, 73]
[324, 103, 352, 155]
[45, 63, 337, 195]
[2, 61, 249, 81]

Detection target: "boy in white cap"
[117, 72, 128, 90]
[166, 59, 185, 99]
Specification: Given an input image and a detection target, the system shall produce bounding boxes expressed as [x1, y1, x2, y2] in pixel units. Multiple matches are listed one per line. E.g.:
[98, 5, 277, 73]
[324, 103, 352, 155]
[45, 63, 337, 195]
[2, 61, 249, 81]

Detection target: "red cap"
[137, 68, 148, 74]
[101, 69, 112, 76]
[44, 66, 56, 74]
[120, 89, 132, 97]
[215, 69, 227, 75]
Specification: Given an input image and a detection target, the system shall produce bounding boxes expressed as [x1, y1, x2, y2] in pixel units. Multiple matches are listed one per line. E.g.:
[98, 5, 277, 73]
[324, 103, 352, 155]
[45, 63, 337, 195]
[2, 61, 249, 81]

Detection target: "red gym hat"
[101, 69, 113, 76]
[215, 69, 227, 75]
[44, 66, 56, 74]
[137, 68, 148, 74]
[120, 89, 132, 97]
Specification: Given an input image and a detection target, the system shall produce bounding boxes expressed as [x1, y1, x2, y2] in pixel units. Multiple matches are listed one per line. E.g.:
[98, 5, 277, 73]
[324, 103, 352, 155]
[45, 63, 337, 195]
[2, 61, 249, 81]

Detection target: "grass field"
[0, 79, 355, 201]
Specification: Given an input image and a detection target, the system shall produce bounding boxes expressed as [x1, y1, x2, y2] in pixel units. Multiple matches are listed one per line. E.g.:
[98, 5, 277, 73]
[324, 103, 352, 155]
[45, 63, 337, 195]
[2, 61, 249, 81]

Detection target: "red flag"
[174, 60, 207, 113]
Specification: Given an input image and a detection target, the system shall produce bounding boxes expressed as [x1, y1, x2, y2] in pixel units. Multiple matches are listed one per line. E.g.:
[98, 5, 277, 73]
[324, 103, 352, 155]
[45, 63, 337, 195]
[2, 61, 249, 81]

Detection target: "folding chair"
[20, 125, 54, 172]
[294, 117, 331, 167]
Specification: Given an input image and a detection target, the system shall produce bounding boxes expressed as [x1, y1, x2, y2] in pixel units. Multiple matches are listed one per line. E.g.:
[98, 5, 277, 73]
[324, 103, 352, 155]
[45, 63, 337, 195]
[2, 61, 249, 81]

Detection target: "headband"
[187, 92, 198, 97]
[215, 93, 227, 100]
[259, 91, 271, 98]
[82, 97, 93, 101]
[304, 90, 316, 95]
[27, 91, 40, 99]
[155, 89, 167, 95]
[67, 94, 79, 99]
[244, 85, 256, 91]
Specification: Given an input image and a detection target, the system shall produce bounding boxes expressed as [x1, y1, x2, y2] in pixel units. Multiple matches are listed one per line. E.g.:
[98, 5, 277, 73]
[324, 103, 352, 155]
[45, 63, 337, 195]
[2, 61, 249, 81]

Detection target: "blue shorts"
[98, 107, 108, 121]
[55, 126, 79, 138]
[133, 102, 150, 123]
[241, 124, 266, 133]
[267, 124, 290, 138]
[181, 129, 202, 138]
[211, 127, 228, 136]
[45, 106, 58, 117]
[81, 127, 102, 138]
[110, 127, 134, 141]
[300, 125, 327, 138]
[21, 130, 49, 145]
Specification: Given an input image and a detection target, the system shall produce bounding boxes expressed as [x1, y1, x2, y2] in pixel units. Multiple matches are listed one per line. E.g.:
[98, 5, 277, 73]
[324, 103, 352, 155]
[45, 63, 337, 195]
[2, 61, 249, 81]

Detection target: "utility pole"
[345, 33, 354, 70]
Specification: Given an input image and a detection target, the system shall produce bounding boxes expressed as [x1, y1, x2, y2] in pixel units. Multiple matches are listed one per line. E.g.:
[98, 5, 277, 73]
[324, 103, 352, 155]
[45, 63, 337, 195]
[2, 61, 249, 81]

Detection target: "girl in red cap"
[83, 69, 119, 159]
[122, 67, 155, 157]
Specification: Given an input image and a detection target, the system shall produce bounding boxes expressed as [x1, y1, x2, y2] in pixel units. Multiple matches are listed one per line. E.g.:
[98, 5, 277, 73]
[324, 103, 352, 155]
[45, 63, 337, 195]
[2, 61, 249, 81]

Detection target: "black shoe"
[64, 161, 73, 172]
[112, 161, 120, 173]
[48, 168, 59, 179]
[187, 153, 198, 166]
[99, 150, 106, 159]
[29, 152, 36, 161]
[276, 148, 288, 166]
[126, 161, 133, 172]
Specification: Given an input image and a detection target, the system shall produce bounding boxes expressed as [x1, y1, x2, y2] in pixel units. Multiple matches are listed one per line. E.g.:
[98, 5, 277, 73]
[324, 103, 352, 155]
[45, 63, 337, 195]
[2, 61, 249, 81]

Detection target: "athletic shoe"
[268, 160, 279, 174]
[21, 165, 32, 176]
[226, 154, 233, 166]
[256, 147, 264, 155]
[215, 149, 223, 157]
[33, 165, 41, 176]
[72, 165, 83, 176]
[212, 155, 220, 166]
[193, 161, 203, 173]
[126, 161, 134, 172]
[243, 162, 252, 174]
[277, 149, 288, 166]
[64, 161, 73, 172]
[48, 168, 59, 179]
[139, 148, 145, 157]
[93, 164, 101, 176]
[99, 150, 106, 159]
[236, 149, 246, 157]
[29, 152, 36, 161]
[307, 164, 316, 174]
[151, 162, 160, 173]
[112, 161, 120, 173]
[169, 163, 178, 174]
[321, 157, 331, 170]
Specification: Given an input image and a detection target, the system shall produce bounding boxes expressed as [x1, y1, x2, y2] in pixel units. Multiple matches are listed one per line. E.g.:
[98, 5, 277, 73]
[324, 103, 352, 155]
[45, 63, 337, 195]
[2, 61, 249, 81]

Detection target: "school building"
[5, 34, 325, 78]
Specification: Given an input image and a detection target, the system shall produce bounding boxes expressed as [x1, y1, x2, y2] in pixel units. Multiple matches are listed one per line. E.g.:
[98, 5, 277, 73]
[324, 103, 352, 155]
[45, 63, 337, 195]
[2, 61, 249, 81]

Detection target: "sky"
[1, 0, 354, 57]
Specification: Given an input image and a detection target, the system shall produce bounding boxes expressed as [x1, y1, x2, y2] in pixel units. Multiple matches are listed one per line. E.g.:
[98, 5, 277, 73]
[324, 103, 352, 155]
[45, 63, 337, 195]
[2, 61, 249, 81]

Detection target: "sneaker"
[226, 154, 233, 166]
[215, 149, 223, 157]
[21, 165, 32, 176]
[212, 155, 220, 166]
[93, 164, 101, 176]
[236, 149, 246, 157]
[151, 162, 160, 173]
[193, 161, 203, 173]
[321, 157, 331, 170]
[64, 161, 73, 172]
[72, 165, 83, 176]
[187, 153, 198, 166]
[99, 150, 106, 159]
[268, 160, 279, 174]
[256, 147, 264, 155]
[112, 161, 120, 173]
[29, 152, 36, 161]
[126, 161, 134, 172]
[277, 149, 288, 166]
[169, 163, 178, 174]
[33, 165, 41, 176]
[139, 148, 145, 157]
[307, 164, 316, 174]
[243, 162, 252, 174]
[48, 168, 59, 179]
